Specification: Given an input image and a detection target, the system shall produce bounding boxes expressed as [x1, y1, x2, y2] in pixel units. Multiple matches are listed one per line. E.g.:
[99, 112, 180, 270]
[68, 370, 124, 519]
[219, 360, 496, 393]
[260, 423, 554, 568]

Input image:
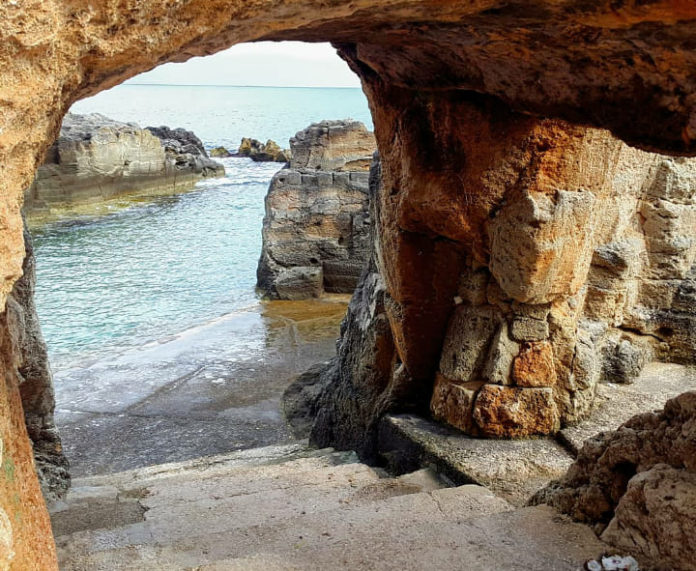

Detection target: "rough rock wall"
[532, 391, 696, 571]
[0, 238, 59, 569]
[6, 225, 70, 503]
[299, 72, 696, 450]
[287, 154, 400, 457]
[257, 121, 375, 299]
[24, 113, 223, 215]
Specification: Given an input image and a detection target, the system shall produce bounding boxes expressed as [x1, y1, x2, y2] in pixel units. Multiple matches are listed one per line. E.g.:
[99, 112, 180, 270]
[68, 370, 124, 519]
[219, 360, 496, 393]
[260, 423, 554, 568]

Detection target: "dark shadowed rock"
[6, 222, 70, 502]
[145, 125, 224, 176]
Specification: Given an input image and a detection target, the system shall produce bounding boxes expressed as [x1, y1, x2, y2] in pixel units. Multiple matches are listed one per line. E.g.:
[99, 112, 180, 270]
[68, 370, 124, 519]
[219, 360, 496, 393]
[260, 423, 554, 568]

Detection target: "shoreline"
[54, 296, 348, 477]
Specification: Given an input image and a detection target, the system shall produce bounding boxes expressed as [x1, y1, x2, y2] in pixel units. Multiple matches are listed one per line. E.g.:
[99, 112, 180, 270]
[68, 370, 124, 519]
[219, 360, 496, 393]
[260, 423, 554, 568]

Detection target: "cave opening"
[22, 41, 377, 487]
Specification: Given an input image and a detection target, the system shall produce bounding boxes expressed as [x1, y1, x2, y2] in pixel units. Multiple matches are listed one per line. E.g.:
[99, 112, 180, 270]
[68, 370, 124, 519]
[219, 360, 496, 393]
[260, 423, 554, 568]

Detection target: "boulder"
[209, 146, 232, 158]
[256, 121, 376, 300]
[532, 391, 696, 571]
[237, 138, 290, 162]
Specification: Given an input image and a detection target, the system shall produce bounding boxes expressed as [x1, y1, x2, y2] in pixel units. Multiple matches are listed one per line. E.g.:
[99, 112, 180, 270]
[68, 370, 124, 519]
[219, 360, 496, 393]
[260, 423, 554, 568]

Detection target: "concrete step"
[56, 487, 604, 570]
[67, 441, 356, 489]
[53, 443, 607, 570]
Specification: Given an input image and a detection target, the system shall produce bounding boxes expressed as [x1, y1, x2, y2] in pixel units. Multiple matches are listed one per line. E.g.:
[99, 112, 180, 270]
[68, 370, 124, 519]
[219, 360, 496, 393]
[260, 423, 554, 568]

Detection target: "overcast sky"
[128, 42, 361, 88]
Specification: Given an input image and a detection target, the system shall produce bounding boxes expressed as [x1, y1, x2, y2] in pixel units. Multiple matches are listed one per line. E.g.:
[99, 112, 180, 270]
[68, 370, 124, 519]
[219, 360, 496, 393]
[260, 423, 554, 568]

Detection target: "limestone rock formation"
[289, 120, 375, 171]
[532, 391, 696, 571]
[237, 138, 290, 163]
[6, 223, 70, 503]
[295, 88, 695, 454]
[145, 125, 224, 175]
[257, 121, 376, 299]
[23, 114, 224, 215]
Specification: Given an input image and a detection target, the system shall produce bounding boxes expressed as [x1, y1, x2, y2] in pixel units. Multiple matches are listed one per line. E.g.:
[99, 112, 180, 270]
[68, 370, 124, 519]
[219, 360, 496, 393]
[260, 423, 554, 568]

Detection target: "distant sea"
[72, 84, 372, 151]
[34, 84, 372, 370]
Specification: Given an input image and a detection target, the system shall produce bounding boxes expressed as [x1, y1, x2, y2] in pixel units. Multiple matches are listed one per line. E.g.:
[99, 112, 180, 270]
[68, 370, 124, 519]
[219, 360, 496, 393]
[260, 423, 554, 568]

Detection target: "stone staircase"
[51, 442, 607, 570]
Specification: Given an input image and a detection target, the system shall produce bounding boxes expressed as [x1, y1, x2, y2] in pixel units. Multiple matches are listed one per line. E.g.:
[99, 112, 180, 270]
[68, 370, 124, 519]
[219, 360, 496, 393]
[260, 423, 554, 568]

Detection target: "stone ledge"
[558, 362, 696, 455]
[377, 413, 573, 506]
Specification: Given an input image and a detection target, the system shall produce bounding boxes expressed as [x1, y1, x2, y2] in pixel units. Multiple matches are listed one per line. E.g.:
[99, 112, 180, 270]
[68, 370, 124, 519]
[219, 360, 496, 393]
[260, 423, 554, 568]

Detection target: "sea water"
[33, 84, 371, 371]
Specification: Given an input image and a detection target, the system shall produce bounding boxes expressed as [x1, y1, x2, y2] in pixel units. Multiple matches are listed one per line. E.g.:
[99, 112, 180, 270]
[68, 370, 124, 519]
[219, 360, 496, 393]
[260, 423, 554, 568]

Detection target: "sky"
[128, 42, 361, 88]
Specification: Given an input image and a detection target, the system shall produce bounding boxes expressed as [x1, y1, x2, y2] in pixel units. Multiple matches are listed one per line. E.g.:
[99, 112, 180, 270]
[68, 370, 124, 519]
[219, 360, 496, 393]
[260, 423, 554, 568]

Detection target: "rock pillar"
[310, 59, 696, 445]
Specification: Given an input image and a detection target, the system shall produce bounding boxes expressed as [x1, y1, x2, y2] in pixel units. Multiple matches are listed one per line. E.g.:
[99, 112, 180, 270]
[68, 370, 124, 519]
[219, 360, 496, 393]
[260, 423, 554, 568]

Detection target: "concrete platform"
[558, 362, 696, 454]
[378, 362, 696, 506]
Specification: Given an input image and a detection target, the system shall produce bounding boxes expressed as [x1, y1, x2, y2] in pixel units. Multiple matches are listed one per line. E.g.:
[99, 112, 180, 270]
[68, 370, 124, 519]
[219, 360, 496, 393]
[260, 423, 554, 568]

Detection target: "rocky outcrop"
[237, 138, 290, 163]
[210, 146, 232, 158]
[291, 87, 696, 455]
[285, 155, 400, 458]
[23, 113, 223, 215]
[6, 223, 70, 503]
[144, 125, 224, 175]
[257, 121, 376, 299]
[532, 391, 696, 571]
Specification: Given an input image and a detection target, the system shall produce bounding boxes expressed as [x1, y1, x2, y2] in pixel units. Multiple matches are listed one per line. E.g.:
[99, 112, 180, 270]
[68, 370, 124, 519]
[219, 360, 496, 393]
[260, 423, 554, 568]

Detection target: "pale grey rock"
[24, 113, 223, 214]
[439, 305, 501, 382]
[601, 335, 652, 384]
[482, 322, 520, 385]
[257, 120, 376, 300]
[289, 120, 375, 171]
[510, 315, 550, 342]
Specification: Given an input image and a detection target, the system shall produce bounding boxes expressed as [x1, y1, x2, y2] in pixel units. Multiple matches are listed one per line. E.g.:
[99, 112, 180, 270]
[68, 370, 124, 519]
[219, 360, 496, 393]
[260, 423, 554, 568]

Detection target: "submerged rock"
[23, 113, 224, 216]
[209, 146, 232, 158]
[257, 120, 376, 300]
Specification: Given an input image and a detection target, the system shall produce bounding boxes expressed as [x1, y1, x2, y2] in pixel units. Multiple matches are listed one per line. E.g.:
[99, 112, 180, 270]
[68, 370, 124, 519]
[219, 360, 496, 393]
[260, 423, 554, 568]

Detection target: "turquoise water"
[34, 85, 371, 370]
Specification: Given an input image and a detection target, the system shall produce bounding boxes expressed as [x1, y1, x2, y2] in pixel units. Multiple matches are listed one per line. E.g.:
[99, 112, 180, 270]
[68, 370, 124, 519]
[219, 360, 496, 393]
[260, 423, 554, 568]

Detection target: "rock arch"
[2, 1, 696, 567]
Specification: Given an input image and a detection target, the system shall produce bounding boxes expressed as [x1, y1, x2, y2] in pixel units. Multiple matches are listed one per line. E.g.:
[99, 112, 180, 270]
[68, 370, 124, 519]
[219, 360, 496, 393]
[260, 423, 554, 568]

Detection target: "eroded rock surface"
[7, 224, 70, 503]
[257, 121, 376, 299]
[24, 113, 223, 216]
[533, 391, 696, 571]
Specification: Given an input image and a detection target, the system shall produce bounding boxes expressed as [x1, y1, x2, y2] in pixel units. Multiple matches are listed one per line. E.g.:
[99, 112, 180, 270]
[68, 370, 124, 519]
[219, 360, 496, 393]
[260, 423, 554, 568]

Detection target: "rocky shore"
[257, 120, 376, 299]
[23, 113, 224, 217]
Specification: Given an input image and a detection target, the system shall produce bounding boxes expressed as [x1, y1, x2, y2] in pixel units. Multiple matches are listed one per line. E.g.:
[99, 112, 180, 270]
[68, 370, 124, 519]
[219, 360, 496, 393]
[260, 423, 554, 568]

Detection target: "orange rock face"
[512, 342, 557, 388]
[430, 374, 484, 434]
[0, 313, 57, 570]
[472, 385, 560, 439]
